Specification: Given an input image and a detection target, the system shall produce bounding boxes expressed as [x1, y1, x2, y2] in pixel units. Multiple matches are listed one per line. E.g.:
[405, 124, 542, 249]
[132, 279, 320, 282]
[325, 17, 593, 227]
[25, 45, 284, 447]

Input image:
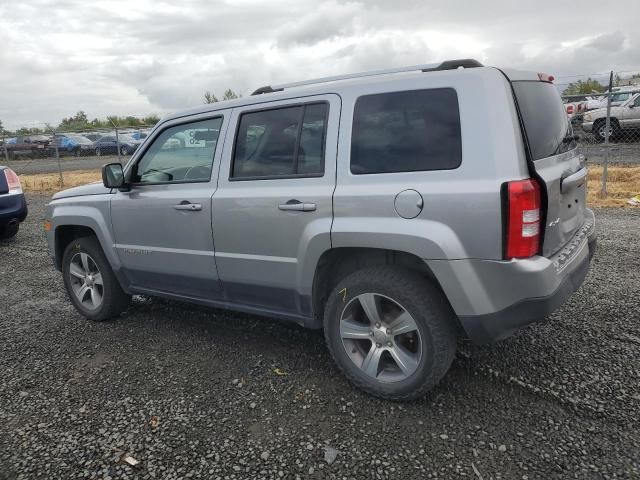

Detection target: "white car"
[584, 86, 640, 111]
[582, 93, 640, 141]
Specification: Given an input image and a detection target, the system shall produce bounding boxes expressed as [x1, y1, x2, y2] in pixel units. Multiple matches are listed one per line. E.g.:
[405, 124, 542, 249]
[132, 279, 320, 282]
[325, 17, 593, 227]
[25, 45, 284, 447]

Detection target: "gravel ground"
[0, 194, 639, 479]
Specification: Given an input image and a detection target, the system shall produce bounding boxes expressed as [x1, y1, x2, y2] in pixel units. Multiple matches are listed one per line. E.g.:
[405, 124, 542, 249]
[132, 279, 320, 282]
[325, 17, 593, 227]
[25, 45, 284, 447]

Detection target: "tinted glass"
[232, 103, 328, 179]
[298, 103, 328, 175]
[512, 81, 573, 160]
[350, 88, 462, 174]
[134, 117, 222, 184]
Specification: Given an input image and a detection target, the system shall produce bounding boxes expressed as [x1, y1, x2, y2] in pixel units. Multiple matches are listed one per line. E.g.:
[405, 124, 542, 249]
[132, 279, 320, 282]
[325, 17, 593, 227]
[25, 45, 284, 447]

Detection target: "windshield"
[512, 81, 574, 160]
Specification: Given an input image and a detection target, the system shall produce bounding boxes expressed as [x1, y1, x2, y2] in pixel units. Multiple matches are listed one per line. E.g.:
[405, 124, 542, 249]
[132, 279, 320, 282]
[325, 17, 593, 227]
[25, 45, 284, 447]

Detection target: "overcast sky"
[1, 0, 639, 129]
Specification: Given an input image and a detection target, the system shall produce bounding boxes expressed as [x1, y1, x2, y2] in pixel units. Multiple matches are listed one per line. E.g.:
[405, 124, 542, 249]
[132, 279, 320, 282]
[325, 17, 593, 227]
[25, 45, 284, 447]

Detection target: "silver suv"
[45, 59, 596, 400]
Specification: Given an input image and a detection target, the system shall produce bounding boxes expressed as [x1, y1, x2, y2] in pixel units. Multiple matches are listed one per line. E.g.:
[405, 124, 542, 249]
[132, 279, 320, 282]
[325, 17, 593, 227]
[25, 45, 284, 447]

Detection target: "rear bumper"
[0, 193, 28, 225]
[428, 209, 596, 344]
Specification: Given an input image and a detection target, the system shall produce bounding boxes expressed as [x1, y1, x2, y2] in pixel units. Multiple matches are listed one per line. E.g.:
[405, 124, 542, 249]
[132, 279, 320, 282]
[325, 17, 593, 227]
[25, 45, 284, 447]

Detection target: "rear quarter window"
[512, 81, 573, 160]
[350, 88, 462, 174]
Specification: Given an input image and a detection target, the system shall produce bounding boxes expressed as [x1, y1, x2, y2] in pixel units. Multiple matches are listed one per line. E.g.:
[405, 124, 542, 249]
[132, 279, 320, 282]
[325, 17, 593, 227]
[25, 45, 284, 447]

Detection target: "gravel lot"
[1, 194, 639, 479]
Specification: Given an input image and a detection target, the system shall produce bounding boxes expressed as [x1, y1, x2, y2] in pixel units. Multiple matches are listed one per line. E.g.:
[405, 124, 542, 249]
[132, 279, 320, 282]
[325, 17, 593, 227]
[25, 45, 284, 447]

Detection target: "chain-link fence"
[1, 124, 155, 190]
[562, 88, 640, 196]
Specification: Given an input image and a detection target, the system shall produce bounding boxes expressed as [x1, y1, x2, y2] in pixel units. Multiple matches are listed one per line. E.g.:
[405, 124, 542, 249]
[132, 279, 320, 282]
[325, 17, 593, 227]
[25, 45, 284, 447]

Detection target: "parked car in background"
[0, 166, 27, 239]
[583, 93, 640, 141]
[83, 132, 107, 142]
[53, 134, 95, 156]
[130, 130, 150, 141]
[564, 97, 588, 126]
[584, 86, 640, 111]
[45, 59, 596, 400]
[4, 135, 51, 159]
[94, 134, 142, 156]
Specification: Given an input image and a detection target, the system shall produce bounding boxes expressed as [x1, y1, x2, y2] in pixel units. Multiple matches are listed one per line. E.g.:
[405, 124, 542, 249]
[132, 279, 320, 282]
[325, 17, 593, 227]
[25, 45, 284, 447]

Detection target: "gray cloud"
[0, 0, 639, 129]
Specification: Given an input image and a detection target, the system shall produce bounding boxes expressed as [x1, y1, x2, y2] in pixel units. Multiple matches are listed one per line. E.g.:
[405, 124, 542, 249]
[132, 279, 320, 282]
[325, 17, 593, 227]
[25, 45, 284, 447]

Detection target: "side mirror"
[102, 163, 125, 189]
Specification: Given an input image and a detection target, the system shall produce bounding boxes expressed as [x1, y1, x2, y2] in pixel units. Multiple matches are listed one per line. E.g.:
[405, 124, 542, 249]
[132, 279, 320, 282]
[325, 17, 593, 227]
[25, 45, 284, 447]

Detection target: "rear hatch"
[507, 73, 587, 257]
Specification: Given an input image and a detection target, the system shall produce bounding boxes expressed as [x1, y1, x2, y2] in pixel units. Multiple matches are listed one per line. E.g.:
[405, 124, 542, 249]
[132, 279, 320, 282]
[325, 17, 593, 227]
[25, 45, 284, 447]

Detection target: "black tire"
[0, 223, 19, 239]
[95, 147, 101, 157]
[62, 236, 130, 321]
[594, 119, 619, 143]
[323, 266, 458, 401]
[120, 146, 129, 156]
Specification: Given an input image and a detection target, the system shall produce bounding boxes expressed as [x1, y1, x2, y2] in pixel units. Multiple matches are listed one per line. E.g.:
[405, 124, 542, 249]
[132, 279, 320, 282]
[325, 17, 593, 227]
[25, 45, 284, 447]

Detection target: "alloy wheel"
[339, 293, 422, 383]
[597, 123, 614, 140]
[68, 252, 104, 310]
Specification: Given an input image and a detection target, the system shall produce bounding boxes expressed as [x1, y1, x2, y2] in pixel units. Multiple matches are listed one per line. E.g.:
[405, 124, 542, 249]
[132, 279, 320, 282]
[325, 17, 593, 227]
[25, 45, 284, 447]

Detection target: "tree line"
[1, 88, 241, 136]
[0, 111, 161, 137]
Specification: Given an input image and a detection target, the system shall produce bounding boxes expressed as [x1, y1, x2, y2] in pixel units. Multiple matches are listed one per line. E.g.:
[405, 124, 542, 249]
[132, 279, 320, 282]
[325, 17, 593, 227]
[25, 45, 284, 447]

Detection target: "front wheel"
[95, 147, 101, 157]
[62, 236, 130, 321]
[323, 267, 457, 401]
[120, 145, 129, 156]
[594, 119, 619, 142]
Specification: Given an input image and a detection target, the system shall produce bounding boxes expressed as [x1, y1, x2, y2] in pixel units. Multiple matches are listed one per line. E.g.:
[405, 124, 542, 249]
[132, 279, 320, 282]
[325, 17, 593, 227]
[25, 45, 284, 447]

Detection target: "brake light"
[538, 72, 555, 82]
[505, 179, 541, 259]
[4, 168, 22, 194]
[566, 104, 574, 114]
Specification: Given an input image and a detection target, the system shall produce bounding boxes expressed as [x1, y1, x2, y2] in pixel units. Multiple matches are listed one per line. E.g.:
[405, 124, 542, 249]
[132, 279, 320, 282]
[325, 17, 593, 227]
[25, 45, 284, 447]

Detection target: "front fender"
[47, 194, 120, 272]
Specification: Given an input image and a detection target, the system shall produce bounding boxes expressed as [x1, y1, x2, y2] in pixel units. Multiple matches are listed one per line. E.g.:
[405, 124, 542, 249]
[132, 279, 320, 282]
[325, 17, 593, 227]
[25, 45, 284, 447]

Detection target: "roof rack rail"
[251, 58, 483, 95]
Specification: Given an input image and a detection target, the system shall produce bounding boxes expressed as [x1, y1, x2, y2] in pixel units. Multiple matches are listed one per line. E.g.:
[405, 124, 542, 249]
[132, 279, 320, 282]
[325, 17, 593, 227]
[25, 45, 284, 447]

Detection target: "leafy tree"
[204, 88, 241, 104]
[562, 78, 605, 96]
[204, 91, 219, 104]
[142, 115, 160, 125]
[222, 89, 241, 100]
[15, 127, 45, 135]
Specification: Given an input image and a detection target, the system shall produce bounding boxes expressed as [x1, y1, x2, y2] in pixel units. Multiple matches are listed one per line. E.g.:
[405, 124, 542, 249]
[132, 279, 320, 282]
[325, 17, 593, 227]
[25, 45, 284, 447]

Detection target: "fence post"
[601, 70, 614, 197]
[52, 128, 64, 188]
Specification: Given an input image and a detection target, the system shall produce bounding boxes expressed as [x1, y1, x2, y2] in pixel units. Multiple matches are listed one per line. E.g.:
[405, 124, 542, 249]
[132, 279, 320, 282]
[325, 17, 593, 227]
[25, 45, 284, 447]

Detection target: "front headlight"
[584, 113, 592, 122]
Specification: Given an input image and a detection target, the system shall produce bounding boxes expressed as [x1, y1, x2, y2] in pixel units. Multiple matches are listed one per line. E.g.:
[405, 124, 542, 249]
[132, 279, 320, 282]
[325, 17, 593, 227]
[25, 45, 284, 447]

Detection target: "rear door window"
[512, 81, 573, 160]
[232, 102, 328, 179]
[350, 88, 462, 174]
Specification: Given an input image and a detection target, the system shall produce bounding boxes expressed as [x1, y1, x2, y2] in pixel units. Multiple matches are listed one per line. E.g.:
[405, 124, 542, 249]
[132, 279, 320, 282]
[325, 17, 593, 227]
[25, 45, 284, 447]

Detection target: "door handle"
[174, 202, 202, 211]
[278, 200, 317, 212]
[561, 167, 587, 193]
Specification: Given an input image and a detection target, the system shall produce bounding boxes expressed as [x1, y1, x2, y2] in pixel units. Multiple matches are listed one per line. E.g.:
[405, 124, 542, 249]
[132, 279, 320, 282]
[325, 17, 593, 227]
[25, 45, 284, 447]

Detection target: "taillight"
[4, 168, 22, 194]
[566, 104, 574, 114]
[505, 179, 541, 259]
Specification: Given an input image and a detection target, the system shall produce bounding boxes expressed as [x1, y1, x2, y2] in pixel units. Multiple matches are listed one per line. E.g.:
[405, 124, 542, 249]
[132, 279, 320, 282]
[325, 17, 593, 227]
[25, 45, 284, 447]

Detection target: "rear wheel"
[120, 145, 129, 156]
[62, 236, 130, 321]
[95, 147, 101, 157]
[323, 267, 457, 400]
